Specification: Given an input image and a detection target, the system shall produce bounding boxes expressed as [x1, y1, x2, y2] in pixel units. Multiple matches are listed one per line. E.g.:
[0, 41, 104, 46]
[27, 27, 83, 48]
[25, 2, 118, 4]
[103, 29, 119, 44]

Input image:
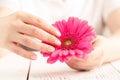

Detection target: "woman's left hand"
[66, 35, 108, 71]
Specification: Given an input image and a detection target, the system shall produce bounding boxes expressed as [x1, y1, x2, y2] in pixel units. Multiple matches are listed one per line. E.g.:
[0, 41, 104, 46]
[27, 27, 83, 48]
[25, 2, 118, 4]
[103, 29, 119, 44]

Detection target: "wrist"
[102, 39, 120, 63]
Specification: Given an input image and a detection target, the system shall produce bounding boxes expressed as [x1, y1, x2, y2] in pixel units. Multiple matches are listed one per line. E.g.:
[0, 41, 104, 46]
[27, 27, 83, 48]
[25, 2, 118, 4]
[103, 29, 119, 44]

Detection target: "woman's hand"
[66, 36, 109, 71]
[66, 8, 120, 71]
[0, 11, 61, 60]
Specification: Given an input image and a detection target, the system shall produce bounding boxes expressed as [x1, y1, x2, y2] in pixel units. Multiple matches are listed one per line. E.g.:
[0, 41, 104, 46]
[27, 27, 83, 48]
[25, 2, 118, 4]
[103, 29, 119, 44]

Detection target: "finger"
[87, 47, 104, 65]
[11, 33, 55, 52]
[66, 56, 92, 70]
[9, 42, 37, 60]
[16, 23, 61, 46]
[67, 61, 87, 71]
[16, 11, 61, 37]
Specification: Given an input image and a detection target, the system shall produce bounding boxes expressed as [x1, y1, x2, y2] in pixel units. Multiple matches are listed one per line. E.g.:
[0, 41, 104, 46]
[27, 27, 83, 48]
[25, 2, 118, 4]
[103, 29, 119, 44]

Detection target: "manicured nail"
[55, 40, 61, 45]
[56, 31, 61, 37]
[48, 47, 55, 52]
[31, 56, 37, 60]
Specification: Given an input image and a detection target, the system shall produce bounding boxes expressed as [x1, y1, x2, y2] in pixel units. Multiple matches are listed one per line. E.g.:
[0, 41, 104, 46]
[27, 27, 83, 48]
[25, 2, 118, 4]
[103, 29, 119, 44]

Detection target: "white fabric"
[0, 0, 120, 35]
[103, 0, 120, 23]
[0, 0, 20, 11]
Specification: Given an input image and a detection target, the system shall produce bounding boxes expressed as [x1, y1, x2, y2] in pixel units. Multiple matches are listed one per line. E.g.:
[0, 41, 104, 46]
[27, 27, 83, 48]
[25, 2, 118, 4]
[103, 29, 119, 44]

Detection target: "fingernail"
[55, 40, 61, 45]
[31, 56, 37, 60]
[56, 31, 61, 37]
[48, 47, 55, 52]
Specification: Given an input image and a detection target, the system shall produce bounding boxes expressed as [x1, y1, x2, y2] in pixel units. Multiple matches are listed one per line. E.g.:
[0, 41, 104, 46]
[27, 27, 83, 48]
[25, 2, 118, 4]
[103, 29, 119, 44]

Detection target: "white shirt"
[0, 0, 120, 35]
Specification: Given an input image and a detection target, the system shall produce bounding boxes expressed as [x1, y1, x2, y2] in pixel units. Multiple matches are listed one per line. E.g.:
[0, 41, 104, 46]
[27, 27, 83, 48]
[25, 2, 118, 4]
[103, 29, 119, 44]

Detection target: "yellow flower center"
[64, 40, 72, 46]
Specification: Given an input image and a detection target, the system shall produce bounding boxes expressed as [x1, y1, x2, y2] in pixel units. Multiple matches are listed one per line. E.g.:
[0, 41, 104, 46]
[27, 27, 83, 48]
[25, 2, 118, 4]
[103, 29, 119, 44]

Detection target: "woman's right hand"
[0, 11, 61, 60]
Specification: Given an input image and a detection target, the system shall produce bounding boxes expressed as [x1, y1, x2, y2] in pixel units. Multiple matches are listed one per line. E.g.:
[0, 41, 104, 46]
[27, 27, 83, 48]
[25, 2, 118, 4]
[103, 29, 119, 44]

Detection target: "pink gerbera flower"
[41, 17, 96, 64]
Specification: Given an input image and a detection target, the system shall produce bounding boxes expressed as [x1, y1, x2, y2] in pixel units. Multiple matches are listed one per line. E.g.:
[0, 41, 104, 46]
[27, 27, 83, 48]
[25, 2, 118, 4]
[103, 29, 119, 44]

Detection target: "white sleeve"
[103, 0, 120, 22]
[0, 0, 20, 11]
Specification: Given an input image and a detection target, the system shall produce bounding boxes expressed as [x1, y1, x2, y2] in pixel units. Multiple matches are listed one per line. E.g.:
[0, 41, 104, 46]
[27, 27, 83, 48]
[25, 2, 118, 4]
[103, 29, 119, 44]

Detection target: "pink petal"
[41, 52, 51, 57]
[62, 50, 69, 56]
[64, 57, 70, 62]
[69, 50, 75, 55]
[64, 55, 72, 62]
[77, 21, 88, 35]
[59, 51, 73, 62]
[58, 51, 64, 56]
[75, 49, 84, 58]
[58, 50, 69, 56]
[51, 50, 61, 57]
[41, 17, 96, 64]
[59, 56, 64, 62]
[47, 56, 58, 64]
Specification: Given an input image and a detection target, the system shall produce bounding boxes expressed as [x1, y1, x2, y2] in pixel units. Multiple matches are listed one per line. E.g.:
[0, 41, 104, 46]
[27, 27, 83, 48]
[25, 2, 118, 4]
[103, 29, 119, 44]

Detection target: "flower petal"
[41, 17, 96, 64]
[47, 56, 58, 64]
[51, 50, 61, 57]
[41, 52, 51, 57]
[75, 49, 84, 58]
[62, 50, 69, 56]
[68, 50, 75, 55]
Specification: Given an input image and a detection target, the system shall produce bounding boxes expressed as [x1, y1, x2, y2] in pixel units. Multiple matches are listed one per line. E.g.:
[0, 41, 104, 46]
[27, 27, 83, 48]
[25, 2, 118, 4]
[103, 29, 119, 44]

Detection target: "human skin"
[0, 7, 61, 60]
[1, 7, 120, 71]
[67, 8, 120, 70]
